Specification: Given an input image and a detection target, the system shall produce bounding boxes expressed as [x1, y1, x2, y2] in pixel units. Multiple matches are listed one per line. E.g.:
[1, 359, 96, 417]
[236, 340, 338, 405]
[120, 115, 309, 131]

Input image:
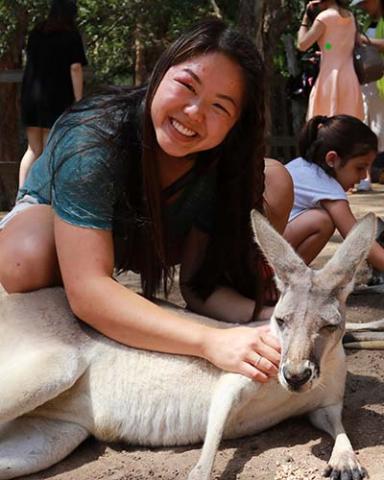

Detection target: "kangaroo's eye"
[275, 317, 285, 329]
[323, 324, 339, 333]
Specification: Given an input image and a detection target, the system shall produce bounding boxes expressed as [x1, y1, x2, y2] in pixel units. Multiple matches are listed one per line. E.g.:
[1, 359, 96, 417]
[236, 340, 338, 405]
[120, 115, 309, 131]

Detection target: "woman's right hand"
[306, 0, 321, 14]
[201, 325, 281, 382]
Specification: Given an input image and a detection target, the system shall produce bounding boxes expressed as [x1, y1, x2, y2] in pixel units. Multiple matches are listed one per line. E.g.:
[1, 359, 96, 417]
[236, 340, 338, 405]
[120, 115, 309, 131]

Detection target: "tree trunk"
[0, 7, 27, 208]
[237, 0, 293, 154]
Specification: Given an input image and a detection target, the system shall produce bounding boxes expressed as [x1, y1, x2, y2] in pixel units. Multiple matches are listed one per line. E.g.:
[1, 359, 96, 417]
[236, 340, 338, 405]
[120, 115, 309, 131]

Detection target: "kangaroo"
[0, 211, 376, 480]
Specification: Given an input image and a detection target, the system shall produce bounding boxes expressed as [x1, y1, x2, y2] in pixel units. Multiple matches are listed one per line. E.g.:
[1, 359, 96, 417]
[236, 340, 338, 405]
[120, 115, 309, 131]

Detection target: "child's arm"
[321, 199, 384, 271]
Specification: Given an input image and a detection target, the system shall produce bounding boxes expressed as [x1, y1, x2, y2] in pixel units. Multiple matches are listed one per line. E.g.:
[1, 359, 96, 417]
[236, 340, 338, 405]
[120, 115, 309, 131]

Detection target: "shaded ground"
[19, 186, 384, 480]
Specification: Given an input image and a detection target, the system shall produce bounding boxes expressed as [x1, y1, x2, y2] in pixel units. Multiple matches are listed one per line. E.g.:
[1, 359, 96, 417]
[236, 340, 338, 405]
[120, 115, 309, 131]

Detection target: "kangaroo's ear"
[250, 209, 308, 286]
[0, 284, 8, 297]
[319, 213, 377, 295]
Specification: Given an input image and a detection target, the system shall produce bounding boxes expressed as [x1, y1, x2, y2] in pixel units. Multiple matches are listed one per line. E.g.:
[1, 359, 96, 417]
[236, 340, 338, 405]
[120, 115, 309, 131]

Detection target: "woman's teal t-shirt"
[18, 111, 217, 240]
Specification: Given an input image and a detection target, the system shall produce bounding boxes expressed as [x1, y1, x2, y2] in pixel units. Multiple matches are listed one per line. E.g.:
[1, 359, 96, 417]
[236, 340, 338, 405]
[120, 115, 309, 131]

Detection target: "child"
[284, 114, 384, 273]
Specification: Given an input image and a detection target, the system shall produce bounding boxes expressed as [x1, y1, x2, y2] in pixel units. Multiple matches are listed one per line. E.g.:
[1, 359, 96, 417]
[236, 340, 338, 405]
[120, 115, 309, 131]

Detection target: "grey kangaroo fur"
[0, 211, 377, 479]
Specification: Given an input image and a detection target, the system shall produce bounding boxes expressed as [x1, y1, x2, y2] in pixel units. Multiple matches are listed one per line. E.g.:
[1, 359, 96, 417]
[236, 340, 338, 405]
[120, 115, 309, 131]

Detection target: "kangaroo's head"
[250, 210, 376, 393]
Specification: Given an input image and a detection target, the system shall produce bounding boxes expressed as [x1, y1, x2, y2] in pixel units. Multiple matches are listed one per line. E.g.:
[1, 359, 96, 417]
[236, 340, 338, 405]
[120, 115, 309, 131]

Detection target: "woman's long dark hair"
[298, 114, 378, 177]
[36, 0, 78, 33]
[153, 19, 267, 310]
[50, 18, 267, 305]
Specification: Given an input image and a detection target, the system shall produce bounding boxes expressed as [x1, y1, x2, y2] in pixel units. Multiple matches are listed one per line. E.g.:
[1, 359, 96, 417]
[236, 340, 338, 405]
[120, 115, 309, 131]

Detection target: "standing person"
[297, 0, 364, 120]
[0, 19, 293, 382]
[351, 0, 384, 191]
[19, 0, 87, 188]
[283, 115, 384, 273]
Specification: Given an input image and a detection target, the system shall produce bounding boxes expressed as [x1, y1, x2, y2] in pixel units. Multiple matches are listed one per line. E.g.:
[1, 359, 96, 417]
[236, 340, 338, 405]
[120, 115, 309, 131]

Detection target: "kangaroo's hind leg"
[0, 416, 89, 480]
[0, 345, 87, 423]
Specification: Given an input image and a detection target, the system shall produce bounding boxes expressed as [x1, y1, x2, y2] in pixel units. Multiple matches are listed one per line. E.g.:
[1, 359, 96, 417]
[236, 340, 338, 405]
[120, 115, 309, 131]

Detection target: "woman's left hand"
[201, 324, 281, 382]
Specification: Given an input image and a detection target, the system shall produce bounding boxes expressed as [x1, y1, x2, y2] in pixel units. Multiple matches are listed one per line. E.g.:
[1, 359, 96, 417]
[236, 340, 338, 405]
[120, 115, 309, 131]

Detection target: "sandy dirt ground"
[18, 187, 384, 480]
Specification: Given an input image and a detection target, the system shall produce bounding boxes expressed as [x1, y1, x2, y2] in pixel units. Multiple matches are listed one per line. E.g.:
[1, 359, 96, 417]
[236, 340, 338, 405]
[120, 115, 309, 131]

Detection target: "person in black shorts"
[19, 0, 87, 187]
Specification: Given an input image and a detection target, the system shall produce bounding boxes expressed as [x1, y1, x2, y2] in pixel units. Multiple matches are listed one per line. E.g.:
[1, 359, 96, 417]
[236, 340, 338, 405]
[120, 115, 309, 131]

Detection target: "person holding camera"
[297, 0, 364, 120]
[351, 0, 384, 190]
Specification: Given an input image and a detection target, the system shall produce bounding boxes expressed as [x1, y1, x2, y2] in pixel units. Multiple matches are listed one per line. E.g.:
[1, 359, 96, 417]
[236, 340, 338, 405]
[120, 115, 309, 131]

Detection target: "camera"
[306, 1, 323, 23]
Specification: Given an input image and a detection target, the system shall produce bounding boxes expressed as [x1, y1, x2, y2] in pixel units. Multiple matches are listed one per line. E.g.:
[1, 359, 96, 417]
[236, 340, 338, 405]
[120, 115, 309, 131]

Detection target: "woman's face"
[151, 52, 245, 158]
[330, 151, 376, 191]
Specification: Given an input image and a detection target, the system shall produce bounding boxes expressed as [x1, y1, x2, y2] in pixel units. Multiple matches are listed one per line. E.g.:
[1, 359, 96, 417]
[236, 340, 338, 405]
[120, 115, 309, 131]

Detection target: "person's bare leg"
[42, 129, 50, 146]
[261, 160, 294, 305]
[283, 209, 335, 265]
[0, 205, 61, 293]
[19, 127, 50, 189]
[264, 159, 294, 234]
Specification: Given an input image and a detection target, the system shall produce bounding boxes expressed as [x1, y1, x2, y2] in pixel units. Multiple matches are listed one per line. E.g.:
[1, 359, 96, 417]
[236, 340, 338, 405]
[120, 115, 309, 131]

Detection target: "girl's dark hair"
[307, 0, 349, 22]
[37, 0, 78, 33]
[52, 18, 266, 307]
[298, 115, 378, 177]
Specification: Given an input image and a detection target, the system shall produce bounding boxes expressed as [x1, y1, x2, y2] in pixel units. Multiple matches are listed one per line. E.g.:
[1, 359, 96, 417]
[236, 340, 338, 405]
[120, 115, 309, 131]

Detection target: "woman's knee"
[0, 237, 60, 292]
[0, 208, 60, 292]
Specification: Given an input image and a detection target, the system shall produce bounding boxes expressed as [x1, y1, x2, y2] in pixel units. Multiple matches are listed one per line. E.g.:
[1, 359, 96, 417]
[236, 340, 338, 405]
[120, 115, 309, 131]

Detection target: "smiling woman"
[151, 52, 243, 159]
[0, 18, 293, 381]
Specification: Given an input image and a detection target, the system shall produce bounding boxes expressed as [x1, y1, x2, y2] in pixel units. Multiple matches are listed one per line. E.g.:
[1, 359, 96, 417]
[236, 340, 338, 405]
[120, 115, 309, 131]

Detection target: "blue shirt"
[18, 109, 217, 239]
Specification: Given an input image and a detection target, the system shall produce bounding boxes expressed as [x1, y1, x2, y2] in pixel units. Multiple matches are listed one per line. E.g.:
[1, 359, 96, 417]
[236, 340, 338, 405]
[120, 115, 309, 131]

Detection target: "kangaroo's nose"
[282, 365, 312, 388]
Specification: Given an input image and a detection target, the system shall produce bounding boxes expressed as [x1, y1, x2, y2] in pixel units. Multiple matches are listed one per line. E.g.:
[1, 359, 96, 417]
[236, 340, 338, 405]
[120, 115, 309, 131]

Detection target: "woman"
[351, 0, 384, 191]
[0, 19, 292, 381]
[297, 0, 364, 120]
[19, 0, 87, 187]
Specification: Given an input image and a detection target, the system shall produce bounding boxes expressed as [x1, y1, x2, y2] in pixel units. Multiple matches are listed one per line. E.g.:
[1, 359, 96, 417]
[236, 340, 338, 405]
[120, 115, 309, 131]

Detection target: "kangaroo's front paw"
[324, 451, 368, 480]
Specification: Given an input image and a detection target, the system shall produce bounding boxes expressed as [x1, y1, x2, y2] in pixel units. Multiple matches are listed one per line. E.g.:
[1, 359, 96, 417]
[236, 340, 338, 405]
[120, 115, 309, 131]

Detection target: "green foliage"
[79, 0, 240, 85]
[0, 0, 367, 83]
[0, 0, 49, 56]
[0, 0, 235, 84]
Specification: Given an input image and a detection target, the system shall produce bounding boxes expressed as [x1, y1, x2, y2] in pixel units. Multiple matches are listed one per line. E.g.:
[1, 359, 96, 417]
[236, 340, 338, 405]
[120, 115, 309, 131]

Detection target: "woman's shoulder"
[316, 8, 351, 23]
[47, 108, 113, 161]
[315, 9, 334, 22]
[64, 89, 144, 132]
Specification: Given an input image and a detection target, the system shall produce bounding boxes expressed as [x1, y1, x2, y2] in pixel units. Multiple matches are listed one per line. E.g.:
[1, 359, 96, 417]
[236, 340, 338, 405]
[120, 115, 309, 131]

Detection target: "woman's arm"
[180, 159, 293, 323]
[70, 63, 84, 102]
[264, 159, 294, 235]
[321, 198, 384, 271]
[54, 215, 280, 381]
[361, 35, 384, 53]
[297, 2, 325, 52]
[179, 227, 269, 323]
